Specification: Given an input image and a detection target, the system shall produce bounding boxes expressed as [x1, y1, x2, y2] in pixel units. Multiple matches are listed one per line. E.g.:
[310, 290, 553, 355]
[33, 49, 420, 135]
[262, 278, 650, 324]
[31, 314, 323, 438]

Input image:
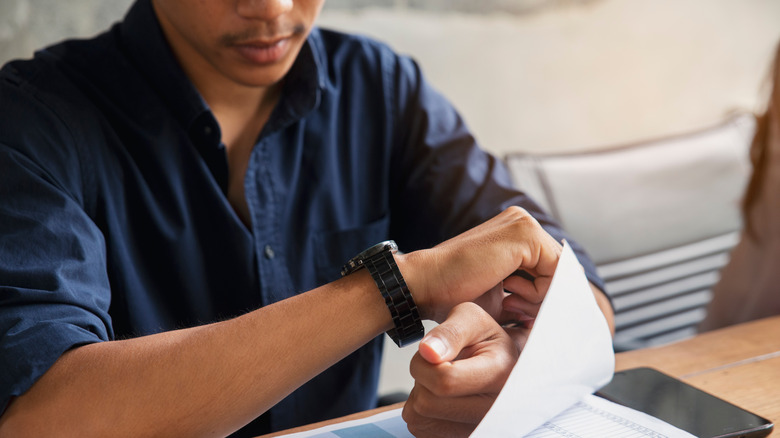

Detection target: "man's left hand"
[402, 302, 519, 438]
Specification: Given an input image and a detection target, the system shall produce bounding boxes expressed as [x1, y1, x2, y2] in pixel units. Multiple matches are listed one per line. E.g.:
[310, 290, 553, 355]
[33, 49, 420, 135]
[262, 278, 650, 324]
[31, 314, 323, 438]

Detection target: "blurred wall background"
[2, 0, 779, 156]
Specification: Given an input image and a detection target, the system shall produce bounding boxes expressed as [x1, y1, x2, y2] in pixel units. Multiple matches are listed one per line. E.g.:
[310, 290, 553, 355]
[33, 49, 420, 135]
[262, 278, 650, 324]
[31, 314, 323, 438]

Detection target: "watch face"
[341, 240, 397, 276]
[361, 240, 397, 258]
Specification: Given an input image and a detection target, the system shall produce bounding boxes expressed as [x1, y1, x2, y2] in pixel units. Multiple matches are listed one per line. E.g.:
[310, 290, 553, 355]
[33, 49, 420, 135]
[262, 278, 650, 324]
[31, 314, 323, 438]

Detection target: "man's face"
[152, 0, 325, 89]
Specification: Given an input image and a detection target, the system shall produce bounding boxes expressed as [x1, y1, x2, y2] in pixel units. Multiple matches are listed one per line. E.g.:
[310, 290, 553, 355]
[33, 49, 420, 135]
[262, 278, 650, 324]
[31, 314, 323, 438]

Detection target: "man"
[0, 0, 613, 436]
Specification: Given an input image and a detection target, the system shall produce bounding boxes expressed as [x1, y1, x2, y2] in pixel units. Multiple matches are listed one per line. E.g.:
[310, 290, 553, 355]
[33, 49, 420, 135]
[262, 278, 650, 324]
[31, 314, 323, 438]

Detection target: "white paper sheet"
[279, 396, 695, 438]
[525, 394, 696, 438]
[471, 241, 615, 437]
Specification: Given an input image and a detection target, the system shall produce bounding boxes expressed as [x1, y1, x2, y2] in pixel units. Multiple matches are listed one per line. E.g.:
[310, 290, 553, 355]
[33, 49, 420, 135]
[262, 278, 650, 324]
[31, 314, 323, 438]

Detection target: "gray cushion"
[505, 113, 755, 349]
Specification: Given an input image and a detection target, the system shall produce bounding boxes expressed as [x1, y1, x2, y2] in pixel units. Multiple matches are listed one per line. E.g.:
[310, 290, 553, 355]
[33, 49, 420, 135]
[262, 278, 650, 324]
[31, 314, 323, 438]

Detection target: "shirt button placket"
[248, 138, 281, 305]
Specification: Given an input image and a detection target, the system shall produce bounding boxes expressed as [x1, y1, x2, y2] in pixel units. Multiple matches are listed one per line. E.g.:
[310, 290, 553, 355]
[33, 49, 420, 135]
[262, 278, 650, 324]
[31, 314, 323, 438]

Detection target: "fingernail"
[425, 336, 447, 359]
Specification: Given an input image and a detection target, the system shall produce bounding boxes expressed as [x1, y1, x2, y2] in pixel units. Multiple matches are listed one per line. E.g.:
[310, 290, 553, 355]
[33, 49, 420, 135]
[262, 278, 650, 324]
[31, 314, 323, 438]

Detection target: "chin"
[231, 70, 287, 88]
[230, 59, 296, 88]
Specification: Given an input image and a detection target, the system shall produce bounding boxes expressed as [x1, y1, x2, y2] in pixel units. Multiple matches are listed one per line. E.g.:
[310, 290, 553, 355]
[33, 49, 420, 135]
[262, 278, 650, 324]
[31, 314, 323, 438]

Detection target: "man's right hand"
[396, 206, 562, 323]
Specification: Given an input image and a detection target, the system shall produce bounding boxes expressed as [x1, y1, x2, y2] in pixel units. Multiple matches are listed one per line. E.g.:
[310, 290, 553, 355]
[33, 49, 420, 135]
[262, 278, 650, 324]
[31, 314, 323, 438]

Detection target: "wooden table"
[263, 315, 780, 437]
[615, 315, 780, 436]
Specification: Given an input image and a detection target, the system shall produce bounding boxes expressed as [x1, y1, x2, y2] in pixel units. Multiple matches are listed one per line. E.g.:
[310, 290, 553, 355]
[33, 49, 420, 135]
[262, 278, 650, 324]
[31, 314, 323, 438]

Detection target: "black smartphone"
[596, 367, 773, 438]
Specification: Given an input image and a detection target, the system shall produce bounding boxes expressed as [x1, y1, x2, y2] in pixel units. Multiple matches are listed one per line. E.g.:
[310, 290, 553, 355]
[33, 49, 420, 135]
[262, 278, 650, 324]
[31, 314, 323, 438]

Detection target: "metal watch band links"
[362, 250, 424, 347]
[341, 240, 425, 347]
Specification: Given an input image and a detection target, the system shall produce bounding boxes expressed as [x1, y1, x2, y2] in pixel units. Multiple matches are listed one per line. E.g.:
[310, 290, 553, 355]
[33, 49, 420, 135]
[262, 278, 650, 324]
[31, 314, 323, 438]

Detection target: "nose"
[236, 0, 293, 20]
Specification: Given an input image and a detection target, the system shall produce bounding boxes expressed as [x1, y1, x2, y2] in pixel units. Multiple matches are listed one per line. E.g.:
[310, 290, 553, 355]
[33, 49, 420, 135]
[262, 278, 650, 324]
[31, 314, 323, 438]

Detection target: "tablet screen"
[596, 367, 773, 438]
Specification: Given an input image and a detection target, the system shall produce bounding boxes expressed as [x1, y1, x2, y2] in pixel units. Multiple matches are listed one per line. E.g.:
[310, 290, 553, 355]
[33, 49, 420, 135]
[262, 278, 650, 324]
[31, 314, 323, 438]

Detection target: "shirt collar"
[119, 0, 327, 141]
[120, 0, 209, 135]
[264, 28, 326, 135]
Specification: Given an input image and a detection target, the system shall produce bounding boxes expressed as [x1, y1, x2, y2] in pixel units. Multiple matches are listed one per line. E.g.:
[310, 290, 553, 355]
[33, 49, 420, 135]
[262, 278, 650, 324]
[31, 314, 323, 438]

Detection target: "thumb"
[418, 333, 451, 364]
[418, 302, 495, 364]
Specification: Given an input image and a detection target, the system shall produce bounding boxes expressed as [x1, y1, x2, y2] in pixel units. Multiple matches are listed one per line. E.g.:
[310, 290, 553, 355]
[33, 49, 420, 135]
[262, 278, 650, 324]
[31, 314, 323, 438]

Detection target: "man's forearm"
[0, 270, 391, 438]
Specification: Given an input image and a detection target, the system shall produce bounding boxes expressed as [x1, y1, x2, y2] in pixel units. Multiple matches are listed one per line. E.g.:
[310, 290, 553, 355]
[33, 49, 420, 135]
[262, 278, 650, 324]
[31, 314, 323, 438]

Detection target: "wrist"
[394, 249, 438, 321]
[347, 268, 396, 333]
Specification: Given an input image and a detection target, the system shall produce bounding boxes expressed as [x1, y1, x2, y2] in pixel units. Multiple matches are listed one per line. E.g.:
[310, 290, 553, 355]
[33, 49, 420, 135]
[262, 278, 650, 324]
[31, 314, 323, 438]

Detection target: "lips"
[233, 37, 291, 65]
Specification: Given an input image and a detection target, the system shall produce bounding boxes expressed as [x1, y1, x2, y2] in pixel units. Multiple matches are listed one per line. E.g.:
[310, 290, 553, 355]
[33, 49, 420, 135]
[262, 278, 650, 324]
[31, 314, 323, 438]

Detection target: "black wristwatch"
[341, 240, 424, 347]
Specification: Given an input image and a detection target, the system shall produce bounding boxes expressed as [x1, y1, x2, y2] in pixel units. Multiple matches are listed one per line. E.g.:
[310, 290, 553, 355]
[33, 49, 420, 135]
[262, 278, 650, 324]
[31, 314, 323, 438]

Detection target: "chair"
[505, 113, 755, 350]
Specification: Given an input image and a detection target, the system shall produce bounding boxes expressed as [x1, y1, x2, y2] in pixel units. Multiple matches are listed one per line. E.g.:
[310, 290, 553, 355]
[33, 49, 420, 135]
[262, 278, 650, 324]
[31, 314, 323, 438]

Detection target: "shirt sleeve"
[386, 53, 607, 297]
[0, 79, 112, 414]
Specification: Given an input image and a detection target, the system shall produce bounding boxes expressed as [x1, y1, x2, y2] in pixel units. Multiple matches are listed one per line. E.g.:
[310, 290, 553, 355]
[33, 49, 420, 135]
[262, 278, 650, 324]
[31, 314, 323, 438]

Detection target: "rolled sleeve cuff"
[0, 322, 103, 415]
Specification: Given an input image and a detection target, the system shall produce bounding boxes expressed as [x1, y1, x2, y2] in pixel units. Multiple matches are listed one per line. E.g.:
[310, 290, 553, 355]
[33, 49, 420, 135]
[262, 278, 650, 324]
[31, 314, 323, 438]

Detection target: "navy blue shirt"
[0, 0, 605, 435]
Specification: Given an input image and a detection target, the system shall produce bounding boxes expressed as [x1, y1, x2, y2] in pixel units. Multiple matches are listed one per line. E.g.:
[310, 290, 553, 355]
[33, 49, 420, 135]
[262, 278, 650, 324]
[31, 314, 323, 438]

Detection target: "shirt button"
[203, 125, 212, 136]
[264, 245, 275, 259]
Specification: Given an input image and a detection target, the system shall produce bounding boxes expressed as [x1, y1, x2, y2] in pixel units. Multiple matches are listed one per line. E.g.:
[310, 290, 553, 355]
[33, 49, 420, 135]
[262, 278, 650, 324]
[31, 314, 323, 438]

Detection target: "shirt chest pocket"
[312, 215, 391, 287]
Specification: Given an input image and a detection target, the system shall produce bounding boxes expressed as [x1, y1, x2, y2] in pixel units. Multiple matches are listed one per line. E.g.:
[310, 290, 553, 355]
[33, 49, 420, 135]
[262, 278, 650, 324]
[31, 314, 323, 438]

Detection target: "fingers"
[471, 283, 505, 320]
[415, 302, 509, 365]
[405, 384, 495, 425]
[501, 273, 551, 323]
[402, 386, 492, 438]
[502, 294, 539, 321]
[402, 403, 474, 438]
[404, 303, 519, 437]
[410, 347, 512, 395]
[502, 274, 545, 304]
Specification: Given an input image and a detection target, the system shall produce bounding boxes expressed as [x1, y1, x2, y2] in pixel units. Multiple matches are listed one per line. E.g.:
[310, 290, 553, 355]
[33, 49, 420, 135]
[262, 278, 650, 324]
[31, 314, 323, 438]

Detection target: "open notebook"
[280, 243, 695, 438]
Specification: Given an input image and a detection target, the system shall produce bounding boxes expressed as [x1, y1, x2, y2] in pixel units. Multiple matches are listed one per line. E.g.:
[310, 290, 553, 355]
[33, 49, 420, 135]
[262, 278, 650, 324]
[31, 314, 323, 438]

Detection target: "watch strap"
[363, 249, 424, 347]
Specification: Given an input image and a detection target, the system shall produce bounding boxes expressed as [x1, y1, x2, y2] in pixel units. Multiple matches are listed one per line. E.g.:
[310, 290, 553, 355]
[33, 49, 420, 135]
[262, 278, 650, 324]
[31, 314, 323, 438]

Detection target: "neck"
[210, 81, 282, 150]
[196, 73, 281, 121]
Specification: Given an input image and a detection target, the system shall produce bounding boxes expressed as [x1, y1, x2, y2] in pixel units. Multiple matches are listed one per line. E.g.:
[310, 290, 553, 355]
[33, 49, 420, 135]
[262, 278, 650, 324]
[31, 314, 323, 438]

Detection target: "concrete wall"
[0, 0, 780, 154]
[319, 0, 780, 155]
[0, 0, 133, 61]
[2, 1, 779, 156]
